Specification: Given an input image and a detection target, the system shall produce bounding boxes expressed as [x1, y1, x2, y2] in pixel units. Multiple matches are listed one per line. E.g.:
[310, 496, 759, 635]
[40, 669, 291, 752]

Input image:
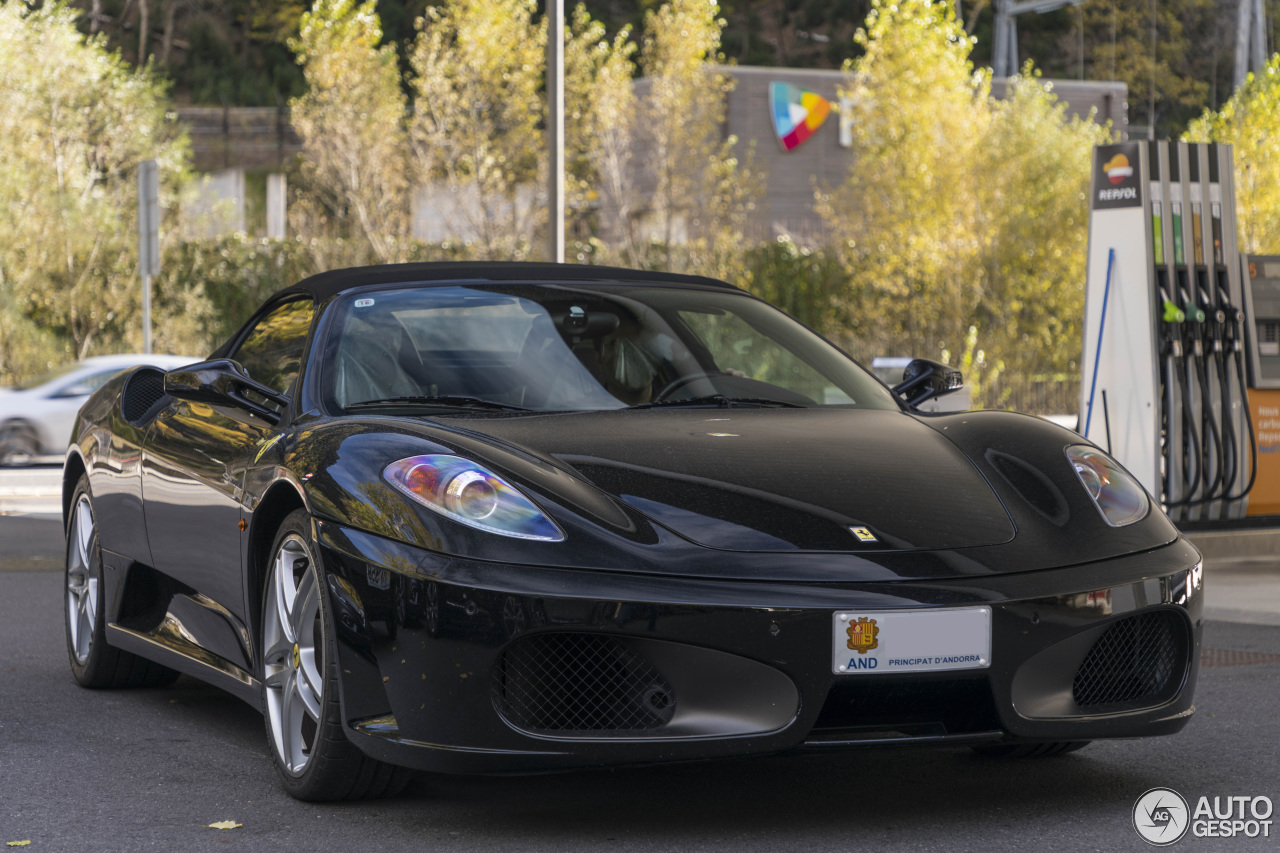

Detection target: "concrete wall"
[722, 67, 851, 244]
[176, 107, 300, 172]
[185, 168, 245, 238]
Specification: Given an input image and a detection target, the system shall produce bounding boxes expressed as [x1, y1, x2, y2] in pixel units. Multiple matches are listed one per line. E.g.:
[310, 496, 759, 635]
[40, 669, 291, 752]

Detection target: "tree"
[975, 68, 1111, 398]
[408, 0, 545, 257]
[289, 0, 408, 263]
[819, 0, 1110, 405]
[637, 0, 736, 256]
[0, 1, 189, 382]
[1077, 0, 1212, 137]
[564, 5, 639, 249]
[818, 0, 989, 371]
[1186, 54, 1280, 255]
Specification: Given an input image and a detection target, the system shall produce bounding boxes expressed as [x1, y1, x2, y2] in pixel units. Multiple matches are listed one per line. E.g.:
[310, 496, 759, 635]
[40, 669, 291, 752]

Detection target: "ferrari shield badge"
[850, 526, 878, 542]
[846, 616, 879, 654]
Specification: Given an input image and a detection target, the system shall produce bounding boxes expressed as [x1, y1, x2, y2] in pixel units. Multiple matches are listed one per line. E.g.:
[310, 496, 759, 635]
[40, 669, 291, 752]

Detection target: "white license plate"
[832, 607, 992, 674]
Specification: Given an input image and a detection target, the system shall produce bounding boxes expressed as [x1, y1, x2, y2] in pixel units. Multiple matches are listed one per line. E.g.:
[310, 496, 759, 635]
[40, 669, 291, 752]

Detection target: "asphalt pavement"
[2, 466, 1280, 851]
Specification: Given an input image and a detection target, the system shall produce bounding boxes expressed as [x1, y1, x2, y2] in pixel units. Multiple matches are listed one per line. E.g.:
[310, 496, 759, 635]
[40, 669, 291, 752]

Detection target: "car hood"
[437, 408, 1015, 552]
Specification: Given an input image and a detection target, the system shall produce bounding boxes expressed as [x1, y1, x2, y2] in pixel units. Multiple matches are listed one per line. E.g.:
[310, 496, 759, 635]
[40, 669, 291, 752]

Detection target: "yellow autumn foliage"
[1186, 55, 1280, 256]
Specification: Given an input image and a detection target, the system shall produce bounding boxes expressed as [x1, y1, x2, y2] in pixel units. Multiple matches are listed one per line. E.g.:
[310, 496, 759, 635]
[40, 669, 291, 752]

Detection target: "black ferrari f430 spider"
[63, 263, 1202, 800]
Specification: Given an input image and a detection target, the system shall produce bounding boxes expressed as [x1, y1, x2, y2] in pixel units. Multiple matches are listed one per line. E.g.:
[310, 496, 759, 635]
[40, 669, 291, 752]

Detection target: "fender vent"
[122, 368, 170, 426]
[1073, 610, 1184, 709]
[493, 633, 675, 734]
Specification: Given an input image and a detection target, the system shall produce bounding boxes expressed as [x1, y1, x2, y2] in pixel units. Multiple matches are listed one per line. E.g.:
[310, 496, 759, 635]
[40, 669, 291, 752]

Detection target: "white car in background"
[0, 354, 199, 466]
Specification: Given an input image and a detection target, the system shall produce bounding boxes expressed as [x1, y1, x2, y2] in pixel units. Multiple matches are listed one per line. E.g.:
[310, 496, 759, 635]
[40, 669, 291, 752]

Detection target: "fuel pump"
[1080, 141, 1255, 525]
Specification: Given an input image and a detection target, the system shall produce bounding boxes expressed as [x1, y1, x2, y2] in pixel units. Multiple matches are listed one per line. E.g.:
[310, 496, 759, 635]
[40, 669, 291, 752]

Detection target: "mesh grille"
[1073, 611, 1182, 709]
[122, 369, 169, 425]
[493, 633, 675, 734]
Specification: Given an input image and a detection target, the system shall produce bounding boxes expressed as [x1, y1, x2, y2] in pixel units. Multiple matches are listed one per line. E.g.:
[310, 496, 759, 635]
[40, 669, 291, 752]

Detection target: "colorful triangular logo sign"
[770, 82, 831, 152]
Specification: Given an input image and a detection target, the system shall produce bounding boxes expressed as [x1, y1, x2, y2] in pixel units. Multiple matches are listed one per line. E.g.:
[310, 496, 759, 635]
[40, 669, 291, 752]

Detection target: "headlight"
[384, 455, 565, 542]
[1065, 445, 1149, 527]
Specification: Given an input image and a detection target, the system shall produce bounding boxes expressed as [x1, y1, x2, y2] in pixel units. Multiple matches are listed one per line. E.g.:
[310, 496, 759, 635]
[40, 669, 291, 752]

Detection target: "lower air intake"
[493, 633, 675, 735]
[1072, 610, 1183, 709]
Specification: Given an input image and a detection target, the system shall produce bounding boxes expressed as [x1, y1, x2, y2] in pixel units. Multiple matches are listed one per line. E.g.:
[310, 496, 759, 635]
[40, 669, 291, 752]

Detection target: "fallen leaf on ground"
[207, 821, 242, 830]
[6, 842, 32, 848]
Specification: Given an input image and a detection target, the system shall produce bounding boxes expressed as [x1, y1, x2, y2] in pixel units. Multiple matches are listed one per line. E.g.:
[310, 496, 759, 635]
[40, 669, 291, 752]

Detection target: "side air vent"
[122, 368, 171, 426]
[492, 633, 676, 735]
[1072, 610, 1186, 710]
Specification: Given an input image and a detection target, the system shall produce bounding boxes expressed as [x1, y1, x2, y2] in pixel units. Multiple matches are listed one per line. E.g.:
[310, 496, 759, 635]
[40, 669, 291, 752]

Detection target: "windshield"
[322, 283, 898, 413]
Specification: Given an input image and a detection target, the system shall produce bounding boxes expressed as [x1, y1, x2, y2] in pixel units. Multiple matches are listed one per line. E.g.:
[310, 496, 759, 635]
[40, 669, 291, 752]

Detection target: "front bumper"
[316, 522, 1204, 775]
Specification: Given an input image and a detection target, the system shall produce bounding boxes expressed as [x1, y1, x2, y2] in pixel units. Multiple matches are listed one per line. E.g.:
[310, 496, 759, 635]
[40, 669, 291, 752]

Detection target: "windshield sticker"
[354, 298, 375, 308]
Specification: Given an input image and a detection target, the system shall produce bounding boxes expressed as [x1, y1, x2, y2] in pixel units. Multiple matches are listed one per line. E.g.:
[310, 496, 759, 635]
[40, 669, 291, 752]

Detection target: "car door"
[142, 298, 315, 621]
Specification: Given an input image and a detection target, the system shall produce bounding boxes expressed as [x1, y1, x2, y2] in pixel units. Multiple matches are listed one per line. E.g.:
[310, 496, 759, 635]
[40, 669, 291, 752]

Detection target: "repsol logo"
[1098, 187, 1138, 201]
[846, 656, 878, 670]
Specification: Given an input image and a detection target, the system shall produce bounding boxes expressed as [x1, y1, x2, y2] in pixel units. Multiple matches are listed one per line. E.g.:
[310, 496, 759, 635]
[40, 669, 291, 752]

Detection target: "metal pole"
[547, 0, 565, 263]
[993, 0, 1010, 77]
[142, 274, 152, 355]
[1250, 0, 1266, 72]
[137, 160, 160, 355]
[1235, 0, 1252, 88]
[1006, 14, 1018, 76]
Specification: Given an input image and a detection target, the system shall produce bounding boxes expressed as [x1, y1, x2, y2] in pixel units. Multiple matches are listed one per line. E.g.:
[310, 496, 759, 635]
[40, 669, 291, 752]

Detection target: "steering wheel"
[653, 371, 720, 402]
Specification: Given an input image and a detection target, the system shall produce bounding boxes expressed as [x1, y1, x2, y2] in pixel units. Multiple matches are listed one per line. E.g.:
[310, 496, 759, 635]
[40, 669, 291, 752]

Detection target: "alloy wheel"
[263, 534, 323, 776]
[65, 495, 98, 664]
[0, 422, 38, 467]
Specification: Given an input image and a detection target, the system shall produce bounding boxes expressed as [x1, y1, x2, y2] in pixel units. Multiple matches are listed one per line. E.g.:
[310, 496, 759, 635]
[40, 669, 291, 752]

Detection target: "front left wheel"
[261, 509, 413, 801]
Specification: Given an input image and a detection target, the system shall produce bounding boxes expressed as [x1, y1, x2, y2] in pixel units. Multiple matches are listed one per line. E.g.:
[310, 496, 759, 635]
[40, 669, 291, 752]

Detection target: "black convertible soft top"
[273, 261, 740, 305]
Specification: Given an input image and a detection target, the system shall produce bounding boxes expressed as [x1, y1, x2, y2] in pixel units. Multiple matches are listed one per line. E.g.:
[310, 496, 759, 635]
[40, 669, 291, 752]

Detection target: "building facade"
[722, 65, 1127, 243]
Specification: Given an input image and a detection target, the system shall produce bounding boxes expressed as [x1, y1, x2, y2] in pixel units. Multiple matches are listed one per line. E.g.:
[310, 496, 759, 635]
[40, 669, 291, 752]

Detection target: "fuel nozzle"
[1219, 287, 1244, 351]
[1176, 286, 1205, 356]
[1182, 295, 1205, 325]
[1160, 292, 1186, 357]
[1198, 291, 1225, 353]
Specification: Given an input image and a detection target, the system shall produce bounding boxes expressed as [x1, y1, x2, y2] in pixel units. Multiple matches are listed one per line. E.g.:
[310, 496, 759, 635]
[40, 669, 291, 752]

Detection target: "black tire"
[260, 509, 414, 801]
[65, 474, 179, 689]
[0, 420, 40, 467]
[972, 741, 1091, 758]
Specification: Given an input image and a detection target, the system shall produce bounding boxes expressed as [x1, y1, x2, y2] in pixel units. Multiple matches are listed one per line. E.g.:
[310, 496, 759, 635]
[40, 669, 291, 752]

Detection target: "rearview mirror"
[892, 358, 963, 409]
[164, 359, 288, 425]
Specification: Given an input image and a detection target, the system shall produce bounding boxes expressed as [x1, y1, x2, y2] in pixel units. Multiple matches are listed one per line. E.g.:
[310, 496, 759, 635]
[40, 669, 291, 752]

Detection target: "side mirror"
[892, 358, 963, 409]
[164, 359, 288, 425]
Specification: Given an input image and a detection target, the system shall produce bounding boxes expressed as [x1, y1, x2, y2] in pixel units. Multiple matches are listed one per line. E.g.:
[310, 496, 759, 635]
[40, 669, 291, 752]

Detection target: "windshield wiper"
[345, 395, 530, 412]
[629, 395, 806, 410]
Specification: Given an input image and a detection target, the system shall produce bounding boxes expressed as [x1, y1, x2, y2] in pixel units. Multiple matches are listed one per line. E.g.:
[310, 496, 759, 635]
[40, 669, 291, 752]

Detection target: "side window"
[231, 299, 315, 396]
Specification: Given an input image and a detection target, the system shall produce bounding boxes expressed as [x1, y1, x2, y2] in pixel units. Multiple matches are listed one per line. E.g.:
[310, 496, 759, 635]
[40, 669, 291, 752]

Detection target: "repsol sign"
[1092, 142, 1143, 210]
